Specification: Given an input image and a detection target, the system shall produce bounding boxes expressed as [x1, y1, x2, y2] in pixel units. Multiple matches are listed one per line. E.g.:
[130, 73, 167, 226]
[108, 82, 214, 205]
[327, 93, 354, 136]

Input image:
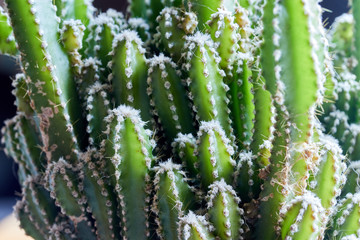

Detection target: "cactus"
[152, 160, 196, 239]
[2, 0, 360, 239]
[0, 6, 17, 55]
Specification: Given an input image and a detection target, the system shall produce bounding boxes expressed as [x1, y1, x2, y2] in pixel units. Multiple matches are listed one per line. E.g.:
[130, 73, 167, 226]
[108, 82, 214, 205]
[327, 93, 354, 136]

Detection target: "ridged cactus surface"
[0, 0, 359, 239]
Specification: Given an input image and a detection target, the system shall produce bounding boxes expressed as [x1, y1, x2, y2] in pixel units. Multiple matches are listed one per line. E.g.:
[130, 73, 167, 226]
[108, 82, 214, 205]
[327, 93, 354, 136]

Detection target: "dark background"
[0, 0, 351, 219]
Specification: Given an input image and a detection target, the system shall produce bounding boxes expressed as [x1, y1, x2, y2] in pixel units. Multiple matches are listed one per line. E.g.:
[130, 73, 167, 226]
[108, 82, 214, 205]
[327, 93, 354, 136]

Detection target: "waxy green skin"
[127, 0, 149, 20]
[55, 0, 95, 56]
[234, 150, 261, 204]
[277, 0, 319, 144]
[156, 7, 197, 62]
[328, 193, 360, 239]
[172, 133, 199, 179]
[2, 0, 359, 239]
[260, 0, 321, 157]
[260, 0, 277, 95]
[195, 121, 235, 190]
[184, 33, 233, 140]
[152, 160, 196, 239]
[15, 199, 48, 240]
[5, 0, 86, 162]
[229, 63, 261, 202]
[179, 211, 215, 240]
[0, 6, 17, 55]
[55, 0, 93, 25]
[15, 114, 45, 176]
[103, 106, 155, 239]
[279, 193, 326, 240]
[256, 99, 291, 240]
[183, 0, 238, 31]
[321, 1, 360, 199]
[16, 175, 96, 240]
[44, 159, 86, 218]
[353, 0, 360, 81]
[250, 77, 273, 168]
[207, 8, 240, 75]
[110, 30, 152, 122]
[312, 137, 347, 211]
[4, 74, 46, 176]
[148, 0, 182, 32]
[78, 57, 101, 107]
[15, 179, 58, 240]
[93, 15, 116, 78]
[81, 149, 121, 240]
[206, 180, 245, 240]
[255, 0, 331, 238]
[85, 9, 128, 59]
[12, 74, 35, 117]
[235, 75, 273, 203]
[60, 20, 85, 77]
[2, 117, 33, 185]
[228, 61, 254, 151]
[147, 54, 195, 142]
[85, 82, 111, 147]
[128, 18, 151, 43]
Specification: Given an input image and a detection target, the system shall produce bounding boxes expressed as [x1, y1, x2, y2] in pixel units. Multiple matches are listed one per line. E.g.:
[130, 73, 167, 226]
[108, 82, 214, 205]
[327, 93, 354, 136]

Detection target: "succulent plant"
[1, 0, 359, 239]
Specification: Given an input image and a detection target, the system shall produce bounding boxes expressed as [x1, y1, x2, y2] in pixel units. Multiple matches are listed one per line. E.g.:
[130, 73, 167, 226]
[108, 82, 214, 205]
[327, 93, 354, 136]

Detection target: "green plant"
[1, 0, 359, 239]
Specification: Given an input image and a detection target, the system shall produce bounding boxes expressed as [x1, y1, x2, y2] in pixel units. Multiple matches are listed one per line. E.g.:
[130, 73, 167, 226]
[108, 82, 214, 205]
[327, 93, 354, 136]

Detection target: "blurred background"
[0, 0, 351, 221]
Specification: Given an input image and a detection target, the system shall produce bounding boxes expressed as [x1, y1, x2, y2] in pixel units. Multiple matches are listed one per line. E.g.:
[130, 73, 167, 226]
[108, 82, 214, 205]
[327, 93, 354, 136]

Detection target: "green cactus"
[206, 179, 246, 239]
[1, 0, 360, 239]
[195, 120, 236, 189]
[81, 148, 121, 239]
[329, 193, 360, 239]
[207, 7, 240, 75]
[15, 177, 59, 239]
[183, 32, 233, 140]
[172, 133, 198, 179]
[5, 0, 86, 162]
[147, 54, 195, 142]
[179, 211, 215, 240]
[85, 82, 111, 147]
[60, 19, 85, 76]
[152, 160, 196, 239]
[278, 192, 327, 239]
[0, 6, 17, 55]
[103, 105, 155, 239]
[109, 30, 152, 122]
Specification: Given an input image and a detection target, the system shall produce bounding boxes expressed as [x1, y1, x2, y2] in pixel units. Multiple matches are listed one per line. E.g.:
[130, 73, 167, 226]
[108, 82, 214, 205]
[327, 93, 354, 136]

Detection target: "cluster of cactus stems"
[2, 0, 360, 239]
